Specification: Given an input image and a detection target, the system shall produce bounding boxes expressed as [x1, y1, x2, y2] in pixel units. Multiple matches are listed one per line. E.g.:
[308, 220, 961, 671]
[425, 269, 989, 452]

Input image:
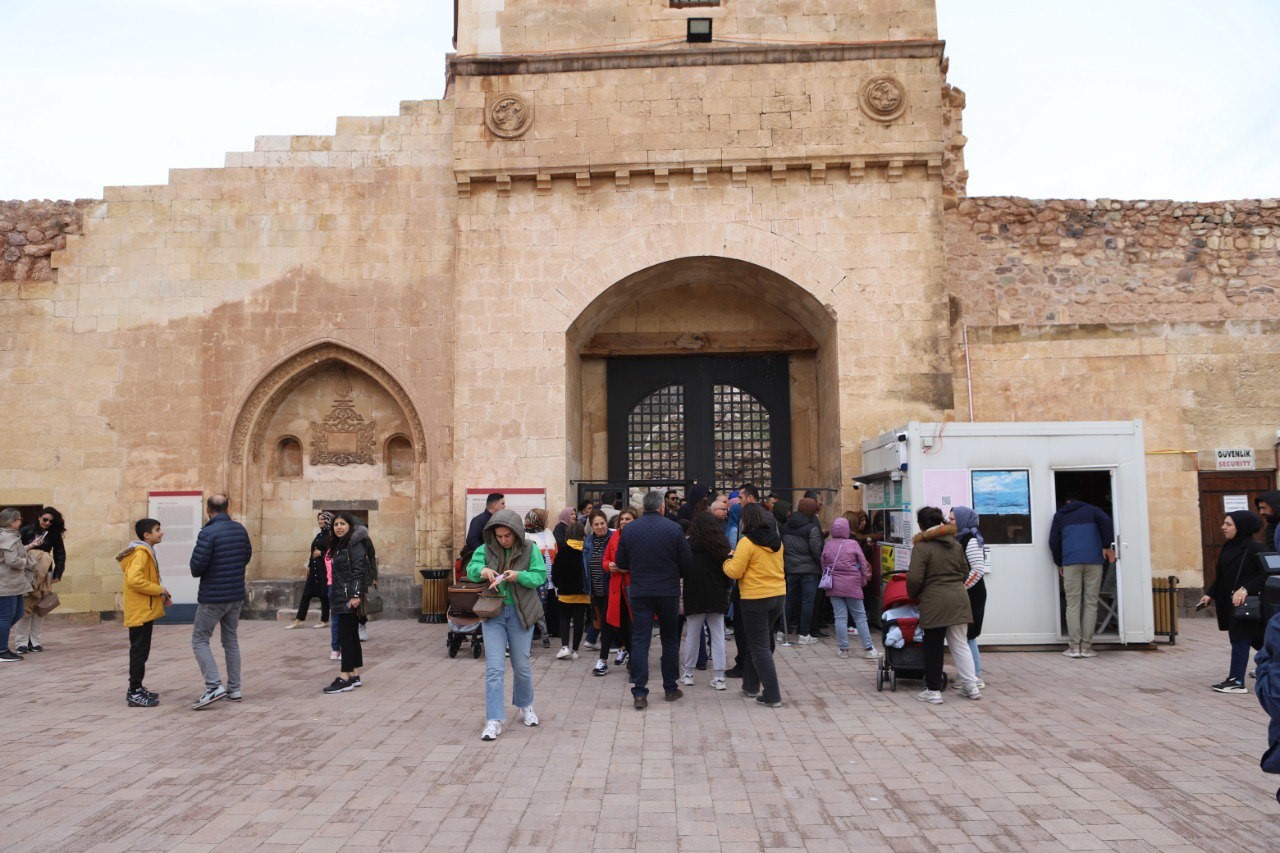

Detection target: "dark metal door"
[1198, 470, 1276, 589]
[607, 356, 792, 495]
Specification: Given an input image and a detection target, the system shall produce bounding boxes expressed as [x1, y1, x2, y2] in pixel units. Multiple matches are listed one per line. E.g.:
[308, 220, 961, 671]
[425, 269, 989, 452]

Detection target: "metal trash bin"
[419, 568, 450, 624]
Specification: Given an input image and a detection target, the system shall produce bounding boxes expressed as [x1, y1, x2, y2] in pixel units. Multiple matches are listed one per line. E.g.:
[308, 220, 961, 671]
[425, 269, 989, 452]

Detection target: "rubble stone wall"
[0, 200, 97, 282]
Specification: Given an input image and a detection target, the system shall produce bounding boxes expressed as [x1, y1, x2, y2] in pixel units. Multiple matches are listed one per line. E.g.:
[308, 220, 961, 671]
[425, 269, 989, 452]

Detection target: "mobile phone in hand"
[1195, 600, 1209, 611]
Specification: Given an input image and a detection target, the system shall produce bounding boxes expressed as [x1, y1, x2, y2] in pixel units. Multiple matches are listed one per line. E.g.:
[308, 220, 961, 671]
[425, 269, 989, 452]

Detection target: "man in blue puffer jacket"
[188, 494, 252, 710]
[1049, 497, 1115, 660]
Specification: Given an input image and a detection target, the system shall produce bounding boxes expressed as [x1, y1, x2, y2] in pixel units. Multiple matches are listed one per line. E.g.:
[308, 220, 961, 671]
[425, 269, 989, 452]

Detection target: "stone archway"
[226, 342, 428, 585]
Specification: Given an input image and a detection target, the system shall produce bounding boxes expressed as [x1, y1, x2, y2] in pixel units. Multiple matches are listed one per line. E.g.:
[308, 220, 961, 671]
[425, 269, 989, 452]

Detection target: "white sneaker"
[1078, 645, 1097, 658]
[837, 648, 849, 659]
[556, 646, 570, 660]
[916, 689, 943, 705]
[962, 684, 982, 700]
[312, 621, 329, 629]
[519, 706, 539, 727]
[614, 650, 628, 666]
[775, 632, 785, 645]
[481, 720, 503, 741]
[192, 685, 227, 710]
[681, 673, 695, 686]
[329, 650, 341, 660]
[284, 619, 303, 630]
[797, 635, 817, 645]
[1063, 644, 1081, 658]
[582, 640, 600, 651]
[863, 648, 881, 660]
[358, 624, 369, 642]
[710, 678, 727, 691]
[571, 651, 579, 661]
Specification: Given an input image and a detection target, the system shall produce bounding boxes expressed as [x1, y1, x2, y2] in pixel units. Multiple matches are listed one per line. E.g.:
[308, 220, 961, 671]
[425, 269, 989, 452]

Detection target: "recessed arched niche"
[275, 436, 303, 479]
[385, 434, 414, 478]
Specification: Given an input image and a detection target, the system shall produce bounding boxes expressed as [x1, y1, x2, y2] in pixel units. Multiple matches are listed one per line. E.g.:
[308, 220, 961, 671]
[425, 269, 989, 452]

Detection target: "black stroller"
[876, 572, 947, 691]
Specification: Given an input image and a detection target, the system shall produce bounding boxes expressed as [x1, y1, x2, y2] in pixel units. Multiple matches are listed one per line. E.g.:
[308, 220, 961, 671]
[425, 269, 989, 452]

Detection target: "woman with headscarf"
[467, 509, 547, 741]
[950, 506, 990, 689]
[1199, 510, 1270, 694]
[15, 506, 63, 653]
[822, 516, 878, 660]
[677, 485, 710, 523]
[287, 511, 332, 630]
[322, 512, 371, 694]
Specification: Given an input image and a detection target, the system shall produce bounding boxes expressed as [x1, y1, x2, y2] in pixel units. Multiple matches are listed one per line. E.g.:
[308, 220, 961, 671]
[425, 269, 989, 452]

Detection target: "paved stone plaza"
[3, 617, 1274, 851]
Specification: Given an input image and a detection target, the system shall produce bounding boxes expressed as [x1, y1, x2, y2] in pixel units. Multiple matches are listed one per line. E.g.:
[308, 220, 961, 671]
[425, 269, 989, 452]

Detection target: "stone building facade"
[1, 1, 1276, 617]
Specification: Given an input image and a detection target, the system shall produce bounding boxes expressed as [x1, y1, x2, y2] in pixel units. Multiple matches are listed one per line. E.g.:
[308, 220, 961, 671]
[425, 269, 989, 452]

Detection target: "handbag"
[819, 541, 846, 591]
[471, 588, 506, 619]
[33, 591, 60, 617]
[361, 583, 384, 616]
[1230, 550, 1262, 622]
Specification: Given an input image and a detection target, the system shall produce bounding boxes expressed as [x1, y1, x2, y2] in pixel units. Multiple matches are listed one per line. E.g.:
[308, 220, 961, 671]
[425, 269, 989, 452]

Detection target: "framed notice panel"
[148, 491, 203, 616]
[465, 489, 546, 529]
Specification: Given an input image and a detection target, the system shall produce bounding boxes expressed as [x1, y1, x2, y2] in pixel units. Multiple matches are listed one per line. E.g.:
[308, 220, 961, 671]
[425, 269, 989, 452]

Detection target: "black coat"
[683, 545, 730, 614]
[189, 513, 251, 604]
[551, 544, 587, 596]
[328, 527, 372, 614]
[304, 529, 329, 594]
[20, 524, 66, 580]
[781, 512, 823, 576]
[1207, 536, 1269, 636]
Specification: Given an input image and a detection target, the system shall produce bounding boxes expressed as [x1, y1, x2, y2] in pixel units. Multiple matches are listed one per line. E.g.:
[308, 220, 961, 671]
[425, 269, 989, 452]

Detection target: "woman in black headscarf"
[1199, 510, 1269, 694]
[287, 511, 332, 629]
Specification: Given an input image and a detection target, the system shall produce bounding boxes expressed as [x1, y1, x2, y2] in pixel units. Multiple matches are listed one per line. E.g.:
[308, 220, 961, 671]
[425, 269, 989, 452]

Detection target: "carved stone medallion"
[859, 76, 907, 123]
[309, 371, 377, 466]
[485, 93, 533, 139]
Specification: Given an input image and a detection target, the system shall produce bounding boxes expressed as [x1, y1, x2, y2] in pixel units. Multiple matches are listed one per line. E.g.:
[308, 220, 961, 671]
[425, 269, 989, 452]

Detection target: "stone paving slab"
[2, 618, 1275, 851]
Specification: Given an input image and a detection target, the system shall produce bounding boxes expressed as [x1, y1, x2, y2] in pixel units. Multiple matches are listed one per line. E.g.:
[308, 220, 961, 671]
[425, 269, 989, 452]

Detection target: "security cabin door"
[1053, 467, 1124, 641]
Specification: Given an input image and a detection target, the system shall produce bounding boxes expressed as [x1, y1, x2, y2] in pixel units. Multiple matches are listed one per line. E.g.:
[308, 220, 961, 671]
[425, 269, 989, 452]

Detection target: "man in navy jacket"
[1049, 497, 1115, 660]
[616, 490, 692, 709]
[189, 494, 252, 710]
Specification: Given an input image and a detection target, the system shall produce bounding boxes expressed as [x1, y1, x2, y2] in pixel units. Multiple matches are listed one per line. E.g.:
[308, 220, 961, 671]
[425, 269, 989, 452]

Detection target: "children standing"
[117, 519, 170, 707]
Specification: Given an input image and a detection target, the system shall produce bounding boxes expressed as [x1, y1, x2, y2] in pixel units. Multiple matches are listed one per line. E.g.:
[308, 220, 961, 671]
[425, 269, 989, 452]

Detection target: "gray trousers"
[682, 612, 727, 679]
[1063, 563, 1103, 646]
[192, 600, 242, 692]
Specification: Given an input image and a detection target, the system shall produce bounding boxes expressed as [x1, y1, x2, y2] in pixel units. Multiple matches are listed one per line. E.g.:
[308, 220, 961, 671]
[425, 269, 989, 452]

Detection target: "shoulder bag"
[819, 541, 845, 591]
[1231, 549, 1262, 622]
[471, 586, 506, 619]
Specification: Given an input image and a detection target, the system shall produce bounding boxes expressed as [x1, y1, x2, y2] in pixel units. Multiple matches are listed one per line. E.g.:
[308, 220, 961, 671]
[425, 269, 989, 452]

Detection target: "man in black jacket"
[189, 494, 252, 710]
[616, 490, 692, 710]
[463, 493, 505, 564]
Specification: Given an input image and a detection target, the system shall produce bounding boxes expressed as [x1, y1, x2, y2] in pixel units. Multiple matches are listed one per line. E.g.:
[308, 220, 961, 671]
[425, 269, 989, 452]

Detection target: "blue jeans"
[784, 574, 818, 635]
[629, 594, 681, 698]
[480, 604, 534, 721]
[830, 597, 873, 651]
[328, 586, 339, 651]
[1230, 636, 1254, 683]
[0, 593, 23, 652]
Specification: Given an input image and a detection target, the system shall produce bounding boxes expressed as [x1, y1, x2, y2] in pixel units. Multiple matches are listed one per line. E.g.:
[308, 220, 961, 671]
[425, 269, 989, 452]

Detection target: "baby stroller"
[446, 580, 486, 659]
[876, 571, 947, 692]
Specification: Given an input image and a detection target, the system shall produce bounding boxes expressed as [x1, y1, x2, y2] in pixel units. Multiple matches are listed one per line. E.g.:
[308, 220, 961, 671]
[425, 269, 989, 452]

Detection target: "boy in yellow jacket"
[117, 519, 170, 708]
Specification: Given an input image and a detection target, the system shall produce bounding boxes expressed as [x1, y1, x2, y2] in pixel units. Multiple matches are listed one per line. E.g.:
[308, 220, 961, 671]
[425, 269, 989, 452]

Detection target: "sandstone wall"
[0, 200, 96, 282]
[457, 0, 937, 56]
[946, 197, 1280, 588]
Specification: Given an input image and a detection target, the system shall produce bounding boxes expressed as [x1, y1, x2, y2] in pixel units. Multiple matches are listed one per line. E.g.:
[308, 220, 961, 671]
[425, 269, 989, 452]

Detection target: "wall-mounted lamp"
[687, 18, 713, 43]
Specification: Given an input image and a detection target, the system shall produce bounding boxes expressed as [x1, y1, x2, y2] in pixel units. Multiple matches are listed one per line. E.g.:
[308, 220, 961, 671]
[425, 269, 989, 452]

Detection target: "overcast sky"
[3, 0, 1277, 202]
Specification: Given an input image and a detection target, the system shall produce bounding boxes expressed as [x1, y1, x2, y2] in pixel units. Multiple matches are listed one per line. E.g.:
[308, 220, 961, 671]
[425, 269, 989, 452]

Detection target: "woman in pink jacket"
[822, 517, 880, 660]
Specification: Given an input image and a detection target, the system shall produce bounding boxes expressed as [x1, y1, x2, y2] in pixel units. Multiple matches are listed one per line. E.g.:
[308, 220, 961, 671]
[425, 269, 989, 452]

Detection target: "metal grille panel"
[713, 384, 771, 493]
[627, 385, 686, 482]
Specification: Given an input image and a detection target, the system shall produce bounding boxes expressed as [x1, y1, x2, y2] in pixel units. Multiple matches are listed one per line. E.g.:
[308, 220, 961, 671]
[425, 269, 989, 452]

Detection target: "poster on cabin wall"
[464, 488, 547, 530]
[923, 469, 972, 516]
[147, 491, 203, 606]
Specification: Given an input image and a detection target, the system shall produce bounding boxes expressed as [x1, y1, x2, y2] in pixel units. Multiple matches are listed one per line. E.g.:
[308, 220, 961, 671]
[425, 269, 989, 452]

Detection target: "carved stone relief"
[309, 370, 377, 466]
[485, 93, 533, 139]
[859, 76, 907, 123]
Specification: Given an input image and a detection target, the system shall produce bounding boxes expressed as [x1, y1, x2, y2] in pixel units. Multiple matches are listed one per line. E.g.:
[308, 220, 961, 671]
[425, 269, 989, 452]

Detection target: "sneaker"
[695, 662, 707, 671]
[962, 684, 982, 700]
[724, 667, 743, 679]
[916, 689, 944, 705]
[863, 648, 881, 660]
[284, 620, 303, 630]
[1212, 679, 1247, 694]
[192, 685, 227, 709]
[593, 660, 608, 677]
[28, 644, 42, 652]
[774, 632, 785, 645]
[519, 706, 539, 727]
[614, 650, 628, 666]
[1078, 645, 1097, 658]
[227, 690, 242, 702]
[756, 696, 783, 708]
[349, 675, 362, 689]
[741, 687, 760, 699]
[481, 719, 503, 740]
[323, 677, 354, 695]
[358, 624, 368, 642]
[15, 644, 29, 653]
[797, 635, 817, 645]
[127, 688, 159, 708]
[556, 646, 571, 660]
[0, 650, 23, 662]
[724, 628, 734, 638]
[582, 640, 600, 651]
[1063, 644, 1080, 658]
[313, 621, 329, 629]
[329, 650, 341, 660]
[710, 678, 727, 691]
[139, 685, 159, 699]
[1250, 669, 1257, 679]
[811, 630, 830, 639]
[681, 673, 695, 686]
[542, 637, 551, 648]
[571, 651, 579, 661]
[837, 648, 849, 659]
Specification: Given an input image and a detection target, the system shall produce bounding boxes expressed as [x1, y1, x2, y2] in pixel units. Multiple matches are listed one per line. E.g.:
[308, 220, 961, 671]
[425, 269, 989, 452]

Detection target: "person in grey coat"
[907, 506, 979, 705]
[780, 497, 824, 644]
[0, 508, 38, 662]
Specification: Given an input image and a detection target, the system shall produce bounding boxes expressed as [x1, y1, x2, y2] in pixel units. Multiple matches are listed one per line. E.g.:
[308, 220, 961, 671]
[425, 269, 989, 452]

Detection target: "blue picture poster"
[971, 470, 1032, 545]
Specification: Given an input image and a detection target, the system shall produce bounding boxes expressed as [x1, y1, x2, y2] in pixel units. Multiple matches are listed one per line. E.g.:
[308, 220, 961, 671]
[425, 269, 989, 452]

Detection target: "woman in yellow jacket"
[117, 518, 170, 708]
[723, 503, 787, 707]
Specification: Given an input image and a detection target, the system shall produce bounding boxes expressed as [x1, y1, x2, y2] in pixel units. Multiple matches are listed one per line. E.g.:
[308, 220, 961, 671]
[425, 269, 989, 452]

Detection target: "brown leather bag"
[471, 589, 505, 619]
